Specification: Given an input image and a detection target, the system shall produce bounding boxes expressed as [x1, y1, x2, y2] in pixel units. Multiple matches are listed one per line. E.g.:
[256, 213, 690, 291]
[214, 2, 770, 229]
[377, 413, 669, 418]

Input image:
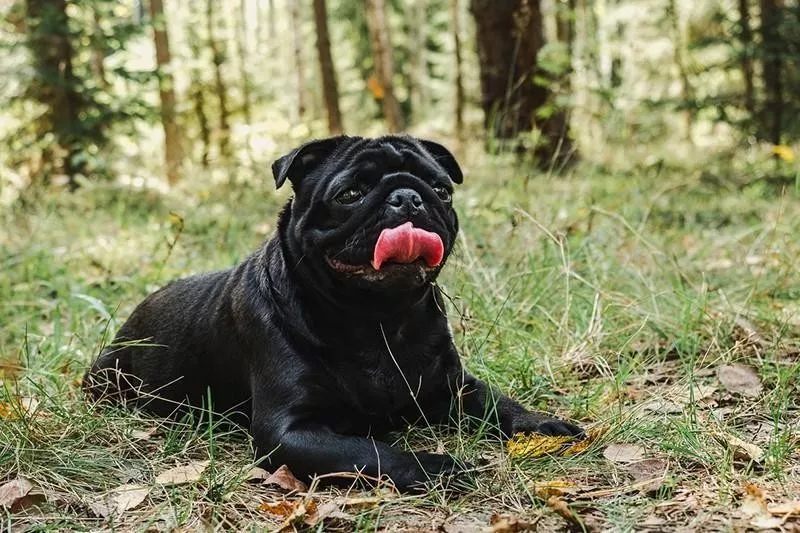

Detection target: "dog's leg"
[251, 425, 465, 490]
[444, 369, 584, 439]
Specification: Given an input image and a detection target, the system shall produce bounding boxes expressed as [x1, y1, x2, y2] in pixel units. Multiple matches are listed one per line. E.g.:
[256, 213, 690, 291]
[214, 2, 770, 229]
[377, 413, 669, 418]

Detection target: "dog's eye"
[336, 188, 364, 205]
[432, 186, 452, 202]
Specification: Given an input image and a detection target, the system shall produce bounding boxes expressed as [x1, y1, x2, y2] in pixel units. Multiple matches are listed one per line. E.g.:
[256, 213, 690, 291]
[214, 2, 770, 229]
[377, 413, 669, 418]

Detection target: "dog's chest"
[325, 342, 443, 432]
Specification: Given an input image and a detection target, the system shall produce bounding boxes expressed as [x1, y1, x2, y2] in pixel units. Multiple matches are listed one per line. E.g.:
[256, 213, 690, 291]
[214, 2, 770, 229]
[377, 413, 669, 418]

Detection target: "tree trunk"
[290, 0, 307, 121]
[187, 0, 210, 168]
[365, 0, 404, 132]
[469, 0, 573, 162]
[237, 0, 253, 161]
[666, 0, 693, 142]
[410, 0, 428, 119]
[207, 0, 231, 159]
[739, 0, 755, 114]
[25, 0, 83, 186]
[313, 0, 344, 134]
[149, 0, 183, 184]
[91, 10, 109, 90]
[759, 0, 783, 146]
[451, 0, 465, 137]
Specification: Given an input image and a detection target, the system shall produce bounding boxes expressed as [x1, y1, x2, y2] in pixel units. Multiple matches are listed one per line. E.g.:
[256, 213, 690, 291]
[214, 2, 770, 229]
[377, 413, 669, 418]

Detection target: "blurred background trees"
[0, 0, 798, 194]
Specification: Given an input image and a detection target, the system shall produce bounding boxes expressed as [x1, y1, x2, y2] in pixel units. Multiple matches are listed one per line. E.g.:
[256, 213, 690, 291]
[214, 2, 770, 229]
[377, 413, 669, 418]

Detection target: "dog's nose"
[387, 188, 423, 214]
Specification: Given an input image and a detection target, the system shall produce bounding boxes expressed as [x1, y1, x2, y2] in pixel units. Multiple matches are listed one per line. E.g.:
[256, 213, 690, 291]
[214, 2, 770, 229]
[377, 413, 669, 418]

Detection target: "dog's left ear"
[272, 136, 350, 189]
[419, 140, 463, 184]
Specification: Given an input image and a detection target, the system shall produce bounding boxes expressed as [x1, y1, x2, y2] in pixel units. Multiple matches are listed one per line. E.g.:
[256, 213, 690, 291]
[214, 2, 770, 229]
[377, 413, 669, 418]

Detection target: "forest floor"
[1, 149, 799, 532]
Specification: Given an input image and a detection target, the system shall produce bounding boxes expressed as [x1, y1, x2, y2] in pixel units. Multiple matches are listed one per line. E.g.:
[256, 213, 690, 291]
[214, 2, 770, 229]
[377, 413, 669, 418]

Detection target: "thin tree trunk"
[451, 0, 465, 137]
[666, 0, 693, 142]
[759, 0, 783, 146]
[188, 0, 210, 168]
[313, 0, 344, 134]
[149, 0, 183, 184]
[365, 0, 404, 132]
[25, 0, 83, 186]
[91, 10, 109, 90]
[739, 0, 755, 114]
[290, 0, 307, 121]
[207, 0, 231, 158]
[237, 0, 253, 160]
[410, 0, 428, 119]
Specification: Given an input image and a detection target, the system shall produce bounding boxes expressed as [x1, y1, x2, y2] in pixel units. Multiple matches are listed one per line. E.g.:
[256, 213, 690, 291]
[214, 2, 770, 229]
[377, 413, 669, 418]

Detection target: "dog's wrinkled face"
[273, 135, 462, 292]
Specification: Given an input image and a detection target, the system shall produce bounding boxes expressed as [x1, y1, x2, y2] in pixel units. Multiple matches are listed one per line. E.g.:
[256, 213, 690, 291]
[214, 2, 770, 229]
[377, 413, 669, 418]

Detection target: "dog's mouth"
[325, 222, 444, 280]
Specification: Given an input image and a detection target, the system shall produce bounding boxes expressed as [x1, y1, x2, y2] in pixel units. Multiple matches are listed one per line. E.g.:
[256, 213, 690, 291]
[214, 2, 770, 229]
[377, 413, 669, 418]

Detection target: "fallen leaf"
[0, 478, 34, 508]
[89, 484, 149, 518]
[750, 515, 785, 529]
[546, 495, 579, 524]
[532, 479, 578, 499]
[131, 427, 157, 441]
[304, 496, 382, 527]
[767, 501, 800, 516]
[717, 364, 762, 398]
[715, 431, 764, 462]
[603, 443, 645, 464]
[246, 467, 269, 482]
[741, 483, 768, 517]
[561, 426, 608, 457]
[260, 500, 301, 518]
[263, 464, 307, 492]
[507, 434, 573, 458]
[261, 499, 318, 531]
[0, 397, 40, 420]
[154, 460, 210, 486]
[488, 512, 536, 532]
[624, 458, 668, 493]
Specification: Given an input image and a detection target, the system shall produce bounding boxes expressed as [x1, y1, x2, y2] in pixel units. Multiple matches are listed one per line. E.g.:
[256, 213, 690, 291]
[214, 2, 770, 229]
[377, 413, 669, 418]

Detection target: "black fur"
[84, 135, 582, 491]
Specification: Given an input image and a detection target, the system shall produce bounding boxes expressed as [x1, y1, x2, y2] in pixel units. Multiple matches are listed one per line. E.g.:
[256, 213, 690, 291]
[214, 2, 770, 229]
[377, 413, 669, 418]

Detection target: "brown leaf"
[0, 478, 34, 508]
[260, 500, 300, 518]
[263, 464, 307, 492]
[717, 364, 762, 398]
[740, 483, 768, 518]
[714, 431, 764, 462]
[246, 467, 269, 482]
[624, 458, 668, 493]
[767, 501, 800, 516]
[303, 496, 382, 527]
[488, 513, 536, 532]
[89, 484, 149, 518]
[603, 443, 645, 464]
[154, 460, 210, 486]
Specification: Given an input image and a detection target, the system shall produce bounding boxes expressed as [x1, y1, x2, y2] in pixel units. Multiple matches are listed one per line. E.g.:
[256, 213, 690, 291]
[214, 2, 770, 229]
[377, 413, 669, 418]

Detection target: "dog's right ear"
[272, 136, 350, 189]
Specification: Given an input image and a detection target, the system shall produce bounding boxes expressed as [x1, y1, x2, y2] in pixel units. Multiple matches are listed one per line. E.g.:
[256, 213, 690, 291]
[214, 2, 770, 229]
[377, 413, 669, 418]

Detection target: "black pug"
[84, 135, 583, 491]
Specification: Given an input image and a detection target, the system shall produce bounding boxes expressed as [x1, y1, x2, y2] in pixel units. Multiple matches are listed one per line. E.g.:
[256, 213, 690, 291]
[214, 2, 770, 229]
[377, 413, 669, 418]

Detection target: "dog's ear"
[419, 139, 463, 184]
[272, 136, 349, 189]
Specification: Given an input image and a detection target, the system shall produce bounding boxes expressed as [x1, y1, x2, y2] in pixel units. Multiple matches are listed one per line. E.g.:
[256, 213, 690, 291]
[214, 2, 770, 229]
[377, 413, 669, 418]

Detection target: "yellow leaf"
[561, 426, 608, 457]
[367, 75, 385, 100]
[507, 425, 606, 459]
[507, 433, 573, 458]
[532, 479, 578, 499]
[771, 145, 795, 162]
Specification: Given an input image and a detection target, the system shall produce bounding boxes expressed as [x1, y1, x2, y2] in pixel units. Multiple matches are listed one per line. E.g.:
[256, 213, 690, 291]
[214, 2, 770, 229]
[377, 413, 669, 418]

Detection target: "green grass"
[1, 149, 799, 531]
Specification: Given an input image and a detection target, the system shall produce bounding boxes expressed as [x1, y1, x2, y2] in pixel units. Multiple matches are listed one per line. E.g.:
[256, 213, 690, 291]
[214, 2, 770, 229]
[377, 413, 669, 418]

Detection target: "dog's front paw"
[511, 414, 584, 438]
[390, 452, 472, 491]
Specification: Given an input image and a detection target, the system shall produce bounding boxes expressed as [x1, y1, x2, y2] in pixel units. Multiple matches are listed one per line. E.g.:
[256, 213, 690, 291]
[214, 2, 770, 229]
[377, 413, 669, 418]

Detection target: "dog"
[84, 135, 583, 490]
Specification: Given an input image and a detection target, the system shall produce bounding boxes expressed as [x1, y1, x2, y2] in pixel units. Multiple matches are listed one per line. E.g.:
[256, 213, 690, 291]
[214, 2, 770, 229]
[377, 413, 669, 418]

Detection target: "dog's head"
[273, 135, 462, 292]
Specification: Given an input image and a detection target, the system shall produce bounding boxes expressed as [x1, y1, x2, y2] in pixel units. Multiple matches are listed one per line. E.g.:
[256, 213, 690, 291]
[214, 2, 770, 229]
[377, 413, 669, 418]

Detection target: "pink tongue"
[372, 222, 444, 270]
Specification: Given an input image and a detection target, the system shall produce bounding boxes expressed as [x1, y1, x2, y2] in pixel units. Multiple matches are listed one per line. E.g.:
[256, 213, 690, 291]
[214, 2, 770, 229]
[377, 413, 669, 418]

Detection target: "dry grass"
[1, 149, 799, 531]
